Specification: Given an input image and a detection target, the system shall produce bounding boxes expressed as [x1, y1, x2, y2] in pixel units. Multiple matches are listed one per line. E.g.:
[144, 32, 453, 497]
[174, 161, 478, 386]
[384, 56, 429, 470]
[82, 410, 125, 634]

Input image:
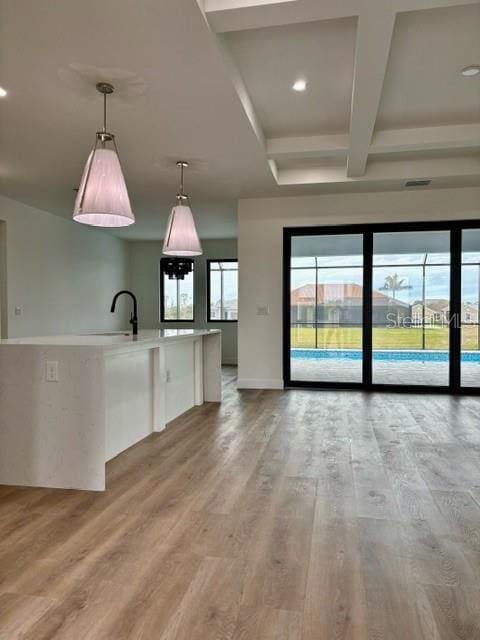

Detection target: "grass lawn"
[291, 326, 480, 350]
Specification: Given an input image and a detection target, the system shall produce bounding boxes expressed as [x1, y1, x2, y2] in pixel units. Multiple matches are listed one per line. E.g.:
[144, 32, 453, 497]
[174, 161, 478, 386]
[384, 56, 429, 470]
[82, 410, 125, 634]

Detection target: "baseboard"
[221, 358, 238, 366]
[236, 378, 284, 390]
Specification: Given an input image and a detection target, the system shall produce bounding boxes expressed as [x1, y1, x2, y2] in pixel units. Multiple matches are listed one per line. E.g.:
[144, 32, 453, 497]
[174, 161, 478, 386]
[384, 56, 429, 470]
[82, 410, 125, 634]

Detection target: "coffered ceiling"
[206, 0, 480, 189]
[0, 0, 479, 239]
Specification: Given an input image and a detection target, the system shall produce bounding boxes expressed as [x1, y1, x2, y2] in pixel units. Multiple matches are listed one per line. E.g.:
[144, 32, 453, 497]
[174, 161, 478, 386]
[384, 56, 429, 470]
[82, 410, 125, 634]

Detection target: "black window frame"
[206, 259, 238, 323]
[283, 219, 480, 395]
[159, 260, 195, 323]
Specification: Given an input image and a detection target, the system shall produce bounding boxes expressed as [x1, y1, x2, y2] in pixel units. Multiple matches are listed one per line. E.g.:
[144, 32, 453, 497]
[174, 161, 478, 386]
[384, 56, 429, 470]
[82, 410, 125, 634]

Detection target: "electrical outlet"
[46, 361, 59, 382]
[166, 370, 171, 383]
[257, 305, 270, 316]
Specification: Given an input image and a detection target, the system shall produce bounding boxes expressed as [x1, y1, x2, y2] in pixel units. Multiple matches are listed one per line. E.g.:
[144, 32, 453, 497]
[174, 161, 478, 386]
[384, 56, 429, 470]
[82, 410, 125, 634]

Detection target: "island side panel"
[164, 339, 196, 424]
[0, 345, 106, 491]
[153, 346, 166, 432]
[194, 338, 204, 406]
[203, 332, 222, 402]
[104, 348, 154, 460]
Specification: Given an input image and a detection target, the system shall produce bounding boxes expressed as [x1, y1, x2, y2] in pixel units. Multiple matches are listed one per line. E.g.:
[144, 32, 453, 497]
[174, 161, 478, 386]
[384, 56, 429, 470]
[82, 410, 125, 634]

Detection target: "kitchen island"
[0, 329, 221, 491]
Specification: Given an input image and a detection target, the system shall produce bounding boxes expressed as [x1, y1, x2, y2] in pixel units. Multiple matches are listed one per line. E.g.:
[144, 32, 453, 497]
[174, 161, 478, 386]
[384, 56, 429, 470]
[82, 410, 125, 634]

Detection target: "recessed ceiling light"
[292, 79, 307, 92]
[461, 65, 480, 77]
[0, 87, 7, 97]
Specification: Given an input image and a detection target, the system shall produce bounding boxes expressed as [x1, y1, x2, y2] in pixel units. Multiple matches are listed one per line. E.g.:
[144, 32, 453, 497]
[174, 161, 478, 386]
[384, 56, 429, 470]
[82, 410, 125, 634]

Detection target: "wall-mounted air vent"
[404, 179, 431, 187]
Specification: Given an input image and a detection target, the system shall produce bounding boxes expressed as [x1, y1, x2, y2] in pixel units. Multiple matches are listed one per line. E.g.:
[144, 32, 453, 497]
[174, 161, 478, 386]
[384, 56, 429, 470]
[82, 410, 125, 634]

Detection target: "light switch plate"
[257, 305, 270, 316]
[46, 361, 59, 382]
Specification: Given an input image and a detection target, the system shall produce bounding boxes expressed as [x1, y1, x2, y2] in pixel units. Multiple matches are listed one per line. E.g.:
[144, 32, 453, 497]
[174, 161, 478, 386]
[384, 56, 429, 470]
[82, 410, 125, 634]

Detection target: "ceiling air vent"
[405, 179, 431, 187]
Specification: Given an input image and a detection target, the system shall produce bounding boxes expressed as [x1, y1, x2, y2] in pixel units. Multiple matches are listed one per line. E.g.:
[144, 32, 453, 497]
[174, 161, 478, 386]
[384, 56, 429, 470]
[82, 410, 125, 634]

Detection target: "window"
[160, 262, 194, 321]
[285, 221, 480, 393]
[207, 260, 238, 321]
[289, 235, 364, 383]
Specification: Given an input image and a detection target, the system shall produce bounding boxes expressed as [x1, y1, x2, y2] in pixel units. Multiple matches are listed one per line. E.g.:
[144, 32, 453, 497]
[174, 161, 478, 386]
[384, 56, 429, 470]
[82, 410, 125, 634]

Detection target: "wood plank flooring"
[1, 371, 480, 639]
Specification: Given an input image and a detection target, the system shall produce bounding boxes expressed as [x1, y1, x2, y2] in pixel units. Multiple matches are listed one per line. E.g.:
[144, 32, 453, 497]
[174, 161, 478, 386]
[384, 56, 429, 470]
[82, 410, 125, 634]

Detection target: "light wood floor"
[1, 371, 480, 639]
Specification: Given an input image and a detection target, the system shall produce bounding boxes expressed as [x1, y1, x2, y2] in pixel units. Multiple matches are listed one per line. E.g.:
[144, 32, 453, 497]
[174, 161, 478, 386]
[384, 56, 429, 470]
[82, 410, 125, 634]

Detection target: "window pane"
[222, 269, 238, 320]
[208, 260, 238, 321]
[178, 271, 194, 320]
[163, 276, 178, 320]
[209, 270, 221, 320]
[372, 230, 450, 386]
[161, 263, 194, 321]
[461, 230, 480, 387]
[290, 234, 364, 383]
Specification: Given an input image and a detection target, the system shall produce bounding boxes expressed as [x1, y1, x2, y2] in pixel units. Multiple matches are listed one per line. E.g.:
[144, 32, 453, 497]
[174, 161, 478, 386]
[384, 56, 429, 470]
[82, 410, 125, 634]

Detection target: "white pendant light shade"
[162, 204, 203, 256]
[73, 148, 134, 227]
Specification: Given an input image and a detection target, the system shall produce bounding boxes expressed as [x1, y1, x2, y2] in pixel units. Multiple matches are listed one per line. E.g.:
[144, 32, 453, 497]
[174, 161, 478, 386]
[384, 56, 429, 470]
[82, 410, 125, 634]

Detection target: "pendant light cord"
[179, 162, 184, 197]
[101, 91, 108, 148]
[103, 90, 107, 134]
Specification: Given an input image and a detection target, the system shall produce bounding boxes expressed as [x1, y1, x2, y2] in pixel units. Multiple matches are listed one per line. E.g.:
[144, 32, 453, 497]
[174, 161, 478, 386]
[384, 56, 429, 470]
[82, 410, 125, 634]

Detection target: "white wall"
[237, 187, 480, 388]
[130, 238, 238, 364]
[0, 194, 131, 338]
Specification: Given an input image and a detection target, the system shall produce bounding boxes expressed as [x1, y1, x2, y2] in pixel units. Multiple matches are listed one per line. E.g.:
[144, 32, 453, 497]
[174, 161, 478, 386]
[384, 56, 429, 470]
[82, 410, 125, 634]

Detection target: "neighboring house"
[290, 283, 410, 325]
[210, 298, 238, 320]
[461, 302, 479, 324]
[411, 299, 479, 325]
[411, 299, 450, 325]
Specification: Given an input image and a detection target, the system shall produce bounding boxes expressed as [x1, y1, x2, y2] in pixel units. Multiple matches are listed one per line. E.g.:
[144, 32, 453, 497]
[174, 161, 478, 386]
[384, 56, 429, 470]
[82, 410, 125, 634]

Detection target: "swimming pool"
[291, 349, 480, 363]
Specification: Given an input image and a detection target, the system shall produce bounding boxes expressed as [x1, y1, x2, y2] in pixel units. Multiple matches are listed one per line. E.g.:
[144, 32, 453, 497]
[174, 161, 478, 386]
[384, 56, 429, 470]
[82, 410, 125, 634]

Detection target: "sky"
[291, 252, 480, 303]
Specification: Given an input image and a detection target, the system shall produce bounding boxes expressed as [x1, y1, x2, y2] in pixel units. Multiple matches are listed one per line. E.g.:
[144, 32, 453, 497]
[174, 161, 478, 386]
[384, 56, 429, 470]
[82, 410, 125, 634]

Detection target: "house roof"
[291, 283, 408, 306]
[412, 299, 449, 312]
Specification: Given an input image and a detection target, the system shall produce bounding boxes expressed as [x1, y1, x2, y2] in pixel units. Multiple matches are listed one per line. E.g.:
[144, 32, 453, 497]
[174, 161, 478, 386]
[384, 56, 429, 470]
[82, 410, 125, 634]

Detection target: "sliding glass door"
[284, 221, 479, 393]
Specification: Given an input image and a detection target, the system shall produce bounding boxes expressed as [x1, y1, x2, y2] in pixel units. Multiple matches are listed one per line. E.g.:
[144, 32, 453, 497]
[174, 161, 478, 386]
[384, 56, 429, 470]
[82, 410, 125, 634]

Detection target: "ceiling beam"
[371, 124, 480, 154]
[346, 8, 396, 177]
[205, 0, 360, 33]
[266, 134, 349, 160]
[205, 0, 480, 33]
[206, 0, 294, 7]
[395, 0, 480, 11]
[276, 156, 480, 185]
[210, 33, 279, 183]
[266, 124, 480, 160]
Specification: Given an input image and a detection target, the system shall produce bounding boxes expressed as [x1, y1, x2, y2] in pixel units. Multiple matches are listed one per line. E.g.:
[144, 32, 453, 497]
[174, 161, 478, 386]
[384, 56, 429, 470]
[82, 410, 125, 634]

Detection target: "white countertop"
[0, 329, 221, 351]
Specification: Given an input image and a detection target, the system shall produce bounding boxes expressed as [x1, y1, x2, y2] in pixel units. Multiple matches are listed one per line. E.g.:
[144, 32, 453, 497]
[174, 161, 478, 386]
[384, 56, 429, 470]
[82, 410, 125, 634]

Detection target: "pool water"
[291, 349, 480, 363]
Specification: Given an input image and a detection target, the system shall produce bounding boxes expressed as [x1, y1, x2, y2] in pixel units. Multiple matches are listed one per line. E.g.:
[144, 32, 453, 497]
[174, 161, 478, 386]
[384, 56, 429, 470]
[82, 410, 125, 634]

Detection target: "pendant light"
[162, 161, 202, 257]
[73, 82, 134, 227]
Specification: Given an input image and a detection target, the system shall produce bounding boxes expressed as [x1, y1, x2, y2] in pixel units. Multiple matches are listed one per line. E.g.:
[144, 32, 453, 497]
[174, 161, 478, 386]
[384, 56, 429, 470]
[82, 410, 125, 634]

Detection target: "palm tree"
[380, 274, 412, 329]
[380, 274, 412, 301]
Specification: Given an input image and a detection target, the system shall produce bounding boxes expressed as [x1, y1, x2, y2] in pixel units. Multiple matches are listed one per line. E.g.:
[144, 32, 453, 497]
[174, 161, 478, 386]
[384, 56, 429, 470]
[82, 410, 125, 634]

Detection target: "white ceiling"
[376, 3, 480, 130]
[0, 0, 479, 240]
[224, 17, 357, 137]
